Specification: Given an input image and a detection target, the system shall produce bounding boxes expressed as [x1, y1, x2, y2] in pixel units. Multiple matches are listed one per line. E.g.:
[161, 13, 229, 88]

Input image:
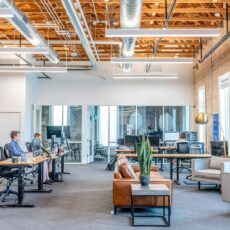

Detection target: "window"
[219, 73, 230, 143]
[198, 86, 206, 143]
[52, 105, 68, 126]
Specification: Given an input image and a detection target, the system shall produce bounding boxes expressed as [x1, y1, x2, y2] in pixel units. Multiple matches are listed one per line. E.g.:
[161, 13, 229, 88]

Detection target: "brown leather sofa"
[113, 155, 173, 214]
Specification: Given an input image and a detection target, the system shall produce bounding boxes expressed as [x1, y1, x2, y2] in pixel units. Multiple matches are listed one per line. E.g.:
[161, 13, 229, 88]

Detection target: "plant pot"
[139, 175, 150, 187]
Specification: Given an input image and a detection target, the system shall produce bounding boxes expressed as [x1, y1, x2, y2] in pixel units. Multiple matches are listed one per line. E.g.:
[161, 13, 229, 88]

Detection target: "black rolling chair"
[4, 144, 34, 185]
[25, 142, 32, 152]
[176, 142, 191, 172]
[0, 146, 18, 202]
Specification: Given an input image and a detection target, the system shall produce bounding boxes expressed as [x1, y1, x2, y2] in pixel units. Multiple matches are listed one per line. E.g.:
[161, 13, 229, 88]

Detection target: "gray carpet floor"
[0, 162, 230, 230]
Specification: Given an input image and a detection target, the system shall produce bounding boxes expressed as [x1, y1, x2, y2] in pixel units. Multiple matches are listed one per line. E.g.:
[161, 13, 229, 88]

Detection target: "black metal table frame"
[131, 194, 171, 227]
[0, 166, 35, 208]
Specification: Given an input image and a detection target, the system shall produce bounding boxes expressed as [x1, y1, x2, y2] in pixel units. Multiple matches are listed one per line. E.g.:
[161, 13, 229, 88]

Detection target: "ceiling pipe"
[198, 31, 230, 63]
[120, 0, 143, 72]
[146, 0, 177, 73]
[61, 0, 98, 69]
[0, 0, 59, 64]
[199, 3, 230, 64]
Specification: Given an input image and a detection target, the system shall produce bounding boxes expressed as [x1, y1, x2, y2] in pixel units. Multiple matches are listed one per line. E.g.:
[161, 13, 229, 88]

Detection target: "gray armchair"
[221, 161, 230, 203]
[192, 156, 230, 190]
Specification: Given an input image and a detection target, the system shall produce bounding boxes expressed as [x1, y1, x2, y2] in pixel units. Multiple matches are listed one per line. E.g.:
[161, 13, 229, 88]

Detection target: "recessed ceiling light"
[71, 52, 79, 57]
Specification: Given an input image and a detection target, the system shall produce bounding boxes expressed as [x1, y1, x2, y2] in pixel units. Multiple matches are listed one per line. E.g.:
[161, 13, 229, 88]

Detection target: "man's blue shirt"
[8, 140, 25, 157]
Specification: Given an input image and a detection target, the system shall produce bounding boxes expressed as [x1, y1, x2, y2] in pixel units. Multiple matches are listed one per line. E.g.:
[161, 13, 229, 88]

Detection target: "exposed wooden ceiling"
[0, 0, 228, 63]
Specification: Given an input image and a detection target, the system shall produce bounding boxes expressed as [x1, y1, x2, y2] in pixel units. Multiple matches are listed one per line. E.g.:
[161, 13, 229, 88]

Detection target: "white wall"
[0, 73, 26, 146]
[36, 63, 194, 106]
[24, 74, 38, 142]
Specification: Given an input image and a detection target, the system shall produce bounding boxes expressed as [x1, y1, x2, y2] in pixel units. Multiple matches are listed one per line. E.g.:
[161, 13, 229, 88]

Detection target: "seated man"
[8, 130, 26, 157]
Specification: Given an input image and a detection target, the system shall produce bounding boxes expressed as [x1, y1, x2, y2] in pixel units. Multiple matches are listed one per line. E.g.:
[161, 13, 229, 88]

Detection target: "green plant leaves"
[136, 135, 152, 176]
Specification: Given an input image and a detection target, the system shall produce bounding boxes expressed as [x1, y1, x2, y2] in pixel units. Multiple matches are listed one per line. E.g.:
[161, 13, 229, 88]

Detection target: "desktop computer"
[164, 132, 180, 142]
[47, 126, 62, 139]
[211, 141, 228, 156]
[148, 135, 160, 147]
[125, 135, 138, 147]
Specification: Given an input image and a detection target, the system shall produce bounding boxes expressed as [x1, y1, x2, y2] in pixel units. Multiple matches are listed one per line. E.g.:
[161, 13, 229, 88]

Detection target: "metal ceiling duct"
[0, 0, 59, 64]
[61, 0, 97, 69]
[120, 0, 143, 72]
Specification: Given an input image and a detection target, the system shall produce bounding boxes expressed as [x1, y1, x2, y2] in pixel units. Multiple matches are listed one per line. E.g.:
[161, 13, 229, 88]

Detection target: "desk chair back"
[0, 146, 6, 161]
[4, 144, 12, 159]
[189, 142, 205, 154]
[25, 142, 32, 152]
[177, 142, 189, 153]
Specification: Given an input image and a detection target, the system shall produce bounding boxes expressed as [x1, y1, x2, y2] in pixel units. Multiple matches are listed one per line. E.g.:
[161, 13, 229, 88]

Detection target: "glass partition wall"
[88, 105, 191, 163]
[40, 105, 82, 162]
[34, 105, 190, 163]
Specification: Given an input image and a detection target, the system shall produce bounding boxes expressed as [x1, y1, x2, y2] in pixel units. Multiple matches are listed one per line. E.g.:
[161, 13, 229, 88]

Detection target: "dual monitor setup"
[46, 126, 71, 149]
[120, 131, 198, 148]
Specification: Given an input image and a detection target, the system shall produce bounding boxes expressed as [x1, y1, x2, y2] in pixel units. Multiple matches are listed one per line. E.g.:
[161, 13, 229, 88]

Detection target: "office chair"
[177, 142, 191, 172]
[4, 144, 34, 185]
[185, 142, 205, 180]
[0, 146, 18, 202]
[25, 142, 32, 152]
[189, 142, 205, 154]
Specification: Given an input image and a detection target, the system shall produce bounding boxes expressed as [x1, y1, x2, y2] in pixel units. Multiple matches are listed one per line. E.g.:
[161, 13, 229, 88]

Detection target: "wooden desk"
[0, 156, 48, 208]
[115, 146, 176, 154]
[119, 153, 211, 184]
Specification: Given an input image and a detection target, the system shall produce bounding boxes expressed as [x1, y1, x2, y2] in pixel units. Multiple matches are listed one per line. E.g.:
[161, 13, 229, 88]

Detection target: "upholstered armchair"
[221, 161, 230, 203]
[192, 156, 230, 190]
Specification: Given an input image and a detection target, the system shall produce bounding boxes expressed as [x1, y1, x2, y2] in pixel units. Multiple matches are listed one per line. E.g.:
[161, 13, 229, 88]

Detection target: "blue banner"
[213, 113, 219, 141]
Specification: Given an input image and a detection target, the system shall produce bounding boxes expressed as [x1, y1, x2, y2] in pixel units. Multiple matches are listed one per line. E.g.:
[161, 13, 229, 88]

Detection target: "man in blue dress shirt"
[8, 130, 26, 157]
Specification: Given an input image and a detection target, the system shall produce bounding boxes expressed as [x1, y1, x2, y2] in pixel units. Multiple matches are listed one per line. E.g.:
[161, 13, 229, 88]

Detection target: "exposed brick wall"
[193, 19, 230, 149]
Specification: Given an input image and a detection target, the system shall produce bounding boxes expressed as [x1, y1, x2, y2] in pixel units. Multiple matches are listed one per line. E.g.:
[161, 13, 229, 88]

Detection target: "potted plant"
[136, 136, 152, 187]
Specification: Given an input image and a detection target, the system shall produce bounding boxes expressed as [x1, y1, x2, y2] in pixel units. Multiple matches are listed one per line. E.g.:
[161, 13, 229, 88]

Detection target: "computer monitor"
[148, 131, 163, 141]
[63, 126, 71, 139]
[148, 135, 160, 147]
[47, 126, 62, 139]
[164, 132, 180, 142]
[185, 131, 198, 141]
[117, 138, 124, 146]
[210, 141, 228, 156]
[125, 135, 138, 147]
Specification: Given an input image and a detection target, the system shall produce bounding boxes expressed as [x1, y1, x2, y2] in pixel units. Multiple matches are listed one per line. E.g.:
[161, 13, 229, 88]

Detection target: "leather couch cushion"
[194, 169, 221, 180]
[114, 172, 123, 179]
[119, 163, 134, 179]
[209, 156, 230, 169]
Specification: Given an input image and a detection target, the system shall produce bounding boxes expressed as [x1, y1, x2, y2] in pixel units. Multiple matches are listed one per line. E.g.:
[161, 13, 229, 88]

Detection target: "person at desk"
[8, 131, 26, 157]
[174, 132, 188, 147]
[31, 133, 52, 185]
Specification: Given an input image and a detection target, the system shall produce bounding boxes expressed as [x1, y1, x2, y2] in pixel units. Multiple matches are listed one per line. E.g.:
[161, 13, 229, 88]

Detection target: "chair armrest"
[192, 158, 210, 171]
[221, 161, 230, 173]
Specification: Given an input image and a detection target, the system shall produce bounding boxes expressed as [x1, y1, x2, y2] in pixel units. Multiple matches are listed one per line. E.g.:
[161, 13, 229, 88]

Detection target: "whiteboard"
[0, 112, 21, 147]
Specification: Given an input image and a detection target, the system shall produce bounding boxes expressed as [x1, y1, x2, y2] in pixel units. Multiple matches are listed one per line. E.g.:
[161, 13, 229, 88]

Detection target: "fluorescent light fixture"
[113, 73, 178, 80]
[111, 57, 193, 64]
[0, 66, 67, 73]
[0, 8, 13, 18]
[106, 29, 221, 38]
[0, 47, 49, 54]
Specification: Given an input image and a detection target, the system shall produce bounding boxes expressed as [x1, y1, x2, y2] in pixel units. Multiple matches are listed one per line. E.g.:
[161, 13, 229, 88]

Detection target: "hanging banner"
[213, 113, 219, 141]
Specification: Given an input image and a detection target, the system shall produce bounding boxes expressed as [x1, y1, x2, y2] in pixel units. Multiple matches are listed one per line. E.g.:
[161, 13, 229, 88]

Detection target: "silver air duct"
[0, 0, 59, 64]
[61, 0, 97, 69]
[120, 0, 143, 72]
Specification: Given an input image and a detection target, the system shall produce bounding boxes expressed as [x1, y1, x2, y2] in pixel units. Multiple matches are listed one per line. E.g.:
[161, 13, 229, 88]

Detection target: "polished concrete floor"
[0, 162, 229, 230]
